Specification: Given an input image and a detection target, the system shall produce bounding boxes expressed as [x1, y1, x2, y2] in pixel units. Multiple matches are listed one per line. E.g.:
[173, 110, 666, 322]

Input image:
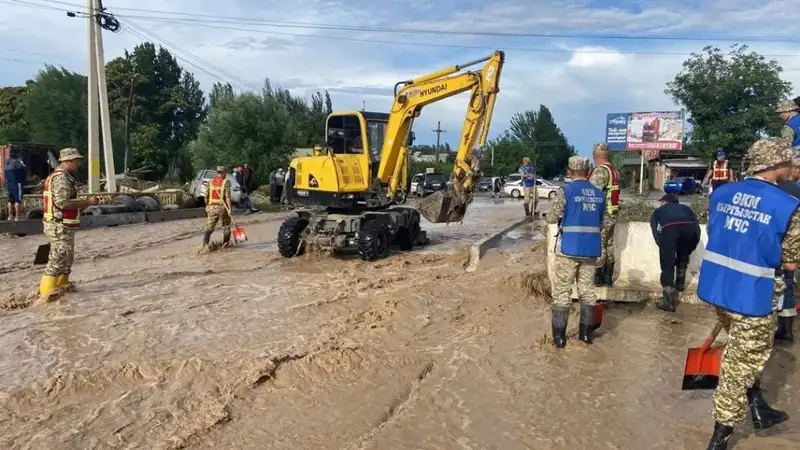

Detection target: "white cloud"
[2, 0, 800, 159]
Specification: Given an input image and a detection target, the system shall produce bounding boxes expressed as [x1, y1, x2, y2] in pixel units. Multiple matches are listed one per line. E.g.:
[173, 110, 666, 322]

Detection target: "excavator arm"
[377, 50, 505, 223]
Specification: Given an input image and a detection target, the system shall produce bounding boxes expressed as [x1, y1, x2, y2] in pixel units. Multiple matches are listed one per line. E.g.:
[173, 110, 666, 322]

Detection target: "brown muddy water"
[1, 204, 799, 449]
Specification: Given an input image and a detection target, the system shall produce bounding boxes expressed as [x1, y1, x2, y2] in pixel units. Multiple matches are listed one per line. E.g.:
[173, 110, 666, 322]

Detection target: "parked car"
[663, 176, 701, 195]
[189, 169, 243, 207]
[477, 177, 493, 191]
[413, 172, 448, 197]
[503, 177, 560, 200]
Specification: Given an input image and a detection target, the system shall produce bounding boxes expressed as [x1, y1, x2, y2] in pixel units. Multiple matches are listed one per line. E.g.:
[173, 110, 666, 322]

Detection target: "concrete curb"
[466, 216, 535, 272]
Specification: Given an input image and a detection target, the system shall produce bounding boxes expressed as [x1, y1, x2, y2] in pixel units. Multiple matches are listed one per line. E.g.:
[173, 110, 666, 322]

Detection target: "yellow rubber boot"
[39, 274, 59, 299]
[57, 274, 75, 292]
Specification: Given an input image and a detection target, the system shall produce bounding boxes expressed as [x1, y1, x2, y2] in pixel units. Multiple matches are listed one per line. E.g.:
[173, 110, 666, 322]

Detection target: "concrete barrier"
[145, 208, 206, 222]
[0, 208, 208, 236]
[545, 222, 709, 304]
[81, 212, 146, 229]
[466, 216, 533, 272]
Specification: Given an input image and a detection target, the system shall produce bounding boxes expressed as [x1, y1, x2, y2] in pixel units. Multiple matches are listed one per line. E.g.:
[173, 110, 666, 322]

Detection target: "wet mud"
[1, 201, 799, 449]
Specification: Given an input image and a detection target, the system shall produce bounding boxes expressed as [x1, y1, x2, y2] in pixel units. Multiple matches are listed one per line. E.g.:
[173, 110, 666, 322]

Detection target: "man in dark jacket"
[650, 193, 701, 312]
[4, 151, 26, 220]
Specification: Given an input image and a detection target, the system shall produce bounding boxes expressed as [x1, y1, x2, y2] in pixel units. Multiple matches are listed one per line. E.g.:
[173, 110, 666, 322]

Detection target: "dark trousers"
[274, 185, 284, 203]
[269, 183, 277, 203]
[783, 271, 796, 312]
[658, 223, 700, 287]
[711, 180, 728, 192]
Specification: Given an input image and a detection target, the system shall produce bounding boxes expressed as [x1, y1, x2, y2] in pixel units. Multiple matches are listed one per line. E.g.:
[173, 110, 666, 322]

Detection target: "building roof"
[662, 159, 708, 169]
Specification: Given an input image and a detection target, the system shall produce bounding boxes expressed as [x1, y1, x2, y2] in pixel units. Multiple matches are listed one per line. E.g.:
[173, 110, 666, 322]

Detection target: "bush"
[615, 198, 709, 224]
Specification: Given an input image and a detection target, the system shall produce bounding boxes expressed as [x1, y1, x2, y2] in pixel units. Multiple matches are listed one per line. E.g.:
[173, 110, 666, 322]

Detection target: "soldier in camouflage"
[589, 143, 620, 287]
[776, 99, 799, 149]
[203, 166, 233, 248]
[547, 156, 605, 347]
[701, 138, 800, 449]
[38, 148, 98, 300]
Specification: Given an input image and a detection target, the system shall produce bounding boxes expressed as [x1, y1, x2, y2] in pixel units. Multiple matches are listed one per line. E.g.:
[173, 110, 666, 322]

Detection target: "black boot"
[578, 304, 595, 344]
[202, 230, 212, 246]
[593, 266, 605, 287]
[603, 262, 614, 287]
[748, 381, 789, 429]
[675, 266, 688, 292]
[551, 307, 569, 349]
[223, 231, 231, 246]
[706, 422, 733, 450]
[523, 203, 531, 217]
[657, 286, 678, 312]
[775, 316, 794, 342]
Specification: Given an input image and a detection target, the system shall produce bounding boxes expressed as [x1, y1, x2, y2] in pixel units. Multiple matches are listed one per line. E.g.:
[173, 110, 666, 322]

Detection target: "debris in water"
[520, 271, 551, 299]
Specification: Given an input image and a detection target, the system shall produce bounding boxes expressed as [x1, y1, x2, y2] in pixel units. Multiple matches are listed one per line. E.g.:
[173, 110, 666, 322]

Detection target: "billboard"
[604, 111, 684, 151]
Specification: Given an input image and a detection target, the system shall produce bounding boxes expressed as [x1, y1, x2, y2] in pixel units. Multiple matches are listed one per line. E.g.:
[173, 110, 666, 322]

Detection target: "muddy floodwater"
[1, 200, 799, 449]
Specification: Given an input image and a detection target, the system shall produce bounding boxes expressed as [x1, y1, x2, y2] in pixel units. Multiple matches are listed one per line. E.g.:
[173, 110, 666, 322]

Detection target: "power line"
[26, 0, 800, 43]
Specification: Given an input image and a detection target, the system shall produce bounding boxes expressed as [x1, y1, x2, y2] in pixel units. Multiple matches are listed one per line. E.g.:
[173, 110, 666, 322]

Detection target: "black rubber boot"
[675, 266, 688, 292]
[775, 316, 794, 342]
[593, 266, 605, 287]
[657, 287, 678, 312]
[551, 307, 569, 349]
[222, 231, 231, 246]
[202, 231, 212, 245]
[603, 262, 614, 287]
[523, 203, 531, 217]
[578, 305, 595, 344]
[748, 381, 789, 429]
[706, 422, 733, 450]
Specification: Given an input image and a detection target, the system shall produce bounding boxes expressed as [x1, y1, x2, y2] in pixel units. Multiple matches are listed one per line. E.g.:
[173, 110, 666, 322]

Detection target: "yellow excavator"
[277, 50, 505, 260]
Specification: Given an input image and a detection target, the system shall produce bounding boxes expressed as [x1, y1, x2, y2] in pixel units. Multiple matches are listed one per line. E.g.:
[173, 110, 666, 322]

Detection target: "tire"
[395, 214, 420, 251]
[277, 216, 308, 258]
[511, 189, 521, 198]
[195, 196, 206, 207]
[84, 205, 103, 216]
[395, 189, 407, 204]
[548, 190, 557, 200]
[24, 208, 44, 220]
[358, 220, 390, 261]
[113, 194, 141, 212]
[136, 195, 161, 212]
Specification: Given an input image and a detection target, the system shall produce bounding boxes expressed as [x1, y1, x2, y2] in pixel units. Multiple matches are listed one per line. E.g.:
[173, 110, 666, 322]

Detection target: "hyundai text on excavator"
[277, 50, 505, 261]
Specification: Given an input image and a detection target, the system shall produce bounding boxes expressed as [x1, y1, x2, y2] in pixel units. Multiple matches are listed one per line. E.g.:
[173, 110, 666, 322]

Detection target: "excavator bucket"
[417, 187, 473, 223]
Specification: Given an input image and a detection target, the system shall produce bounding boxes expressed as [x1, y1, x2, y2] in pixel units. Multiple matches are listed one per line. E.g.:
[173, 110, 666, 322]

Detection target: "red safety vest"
[42, 169, 81, 228]
[207, 176, 230, 205]
[590, 163, 620, 215]
[712, 160, 728, 180]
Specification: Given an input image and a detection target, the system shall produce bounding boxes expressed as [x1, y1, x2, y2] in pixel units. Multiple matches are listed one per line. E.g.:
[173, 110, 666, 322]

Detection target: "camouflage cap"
[216, 165, 226, 172]
[593, 143, 609, 152]
[58, 148, 83, 162]
[746, 138, 794, 174]
[776, 100, 799, 113]
[567, 156, 589, 171]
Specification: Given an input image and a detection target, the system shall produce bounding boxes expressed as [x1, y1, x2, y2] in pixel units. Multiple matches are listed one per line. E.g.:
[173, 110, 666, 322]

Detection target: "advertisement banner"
[605, 111, 684, 151]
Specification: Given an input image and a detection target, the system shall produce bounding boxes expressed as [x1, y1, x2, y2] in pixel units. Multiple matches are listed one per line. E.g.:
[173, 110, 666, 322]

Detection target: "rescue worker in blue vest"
[547, 156, 605, 348]
[519, 157, 537, 217]
[698, 137, 800, 449]
[777, 98, 800, 149]
[774, 155, 800, 342]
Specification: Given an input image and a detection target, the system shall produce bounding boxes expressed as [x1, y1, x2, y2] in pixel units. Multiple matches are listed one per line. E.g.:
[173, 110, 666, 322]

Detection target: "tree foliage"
[0, 86, 29, 142]
[483, 105, 575, 177]
[665, 44, 792, 160]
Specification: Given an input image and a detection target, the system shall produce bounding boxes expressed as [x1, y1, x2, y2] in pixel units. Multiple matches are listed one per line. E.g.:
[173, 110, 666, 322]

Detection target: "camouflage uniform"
[203, 166, 232, 246]
[706, 138, 799, 448]
[776, 100, 798, 144]
[547, 156, 602, 347]
[588, 146, 617, 272]
[43, 171, 79, 277]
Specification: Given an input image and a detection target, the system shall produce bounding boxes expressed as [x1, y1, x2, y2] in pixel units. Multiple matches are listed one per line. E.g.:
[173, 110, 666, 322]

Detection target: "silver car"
[189, 170, 243, 207]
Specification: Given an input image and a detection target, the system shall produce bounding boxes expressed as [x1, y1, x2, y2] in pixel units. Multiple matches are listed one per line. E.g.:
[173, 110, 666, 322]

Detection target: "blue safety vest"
[698, 178, 800, 316]
[520, 165, 535, 187]
[787, 115, 800, 149]
[559, 180, 605, 258]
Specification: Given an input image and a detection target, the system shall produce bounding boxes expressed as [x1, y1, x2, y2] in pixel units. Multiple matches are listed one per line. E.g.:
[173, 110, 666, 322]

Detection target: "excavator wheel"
[358, 220, 391, 261]
[278, 216, 308, 258]
[395, 214, 420, 251]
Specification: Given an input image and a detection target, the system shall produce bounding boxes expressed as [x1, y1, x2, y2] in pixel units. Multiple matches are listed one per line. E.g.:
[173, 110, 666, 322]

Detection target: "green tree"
[0, 86, 29, 142]
[665, 44, 791, 160]
[24, 65, 88, 152]
[106, 42, 206, 179]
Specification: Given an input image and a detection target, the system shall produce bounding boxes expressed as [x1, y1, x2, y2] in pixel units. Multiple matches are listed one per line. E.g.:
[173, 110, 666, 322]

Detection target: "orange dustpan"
[682, 322, 725, 390]
[224, 203, 247, 243]
[592, 303, 605, 331]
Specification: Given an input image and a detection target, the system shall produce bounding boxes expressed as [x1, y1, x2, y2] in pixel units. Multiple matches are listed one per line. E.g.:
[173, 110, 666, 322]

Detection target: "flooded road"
[1, 200, 799, 449]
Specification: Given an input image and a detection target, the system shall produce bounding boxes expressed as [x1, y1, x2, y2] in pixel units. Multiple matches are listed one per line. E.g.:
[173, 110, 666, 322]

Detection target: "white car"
[503, 177, 560, 200]
[189, 169, 243, 207]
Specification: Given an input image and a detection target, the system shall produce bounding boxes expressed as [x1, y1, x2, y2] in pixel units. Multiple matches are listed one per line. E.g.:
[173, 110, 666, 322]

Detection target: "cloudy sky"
[2, 0, 800, 159]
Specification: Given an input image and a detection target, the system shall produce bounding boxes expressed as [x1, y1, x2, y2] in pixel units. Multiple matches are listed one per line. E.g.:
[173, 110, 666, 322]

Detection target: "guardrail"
[0, 208, 208, 236]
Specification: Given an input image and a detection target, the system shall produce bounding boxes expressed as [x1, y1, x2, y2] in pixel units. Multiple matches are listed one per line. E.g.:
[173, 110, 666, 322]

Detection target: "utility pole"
[85, 0, 116, 193]
[432, 121, 446, 164]
[362, 100, 365, 111]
